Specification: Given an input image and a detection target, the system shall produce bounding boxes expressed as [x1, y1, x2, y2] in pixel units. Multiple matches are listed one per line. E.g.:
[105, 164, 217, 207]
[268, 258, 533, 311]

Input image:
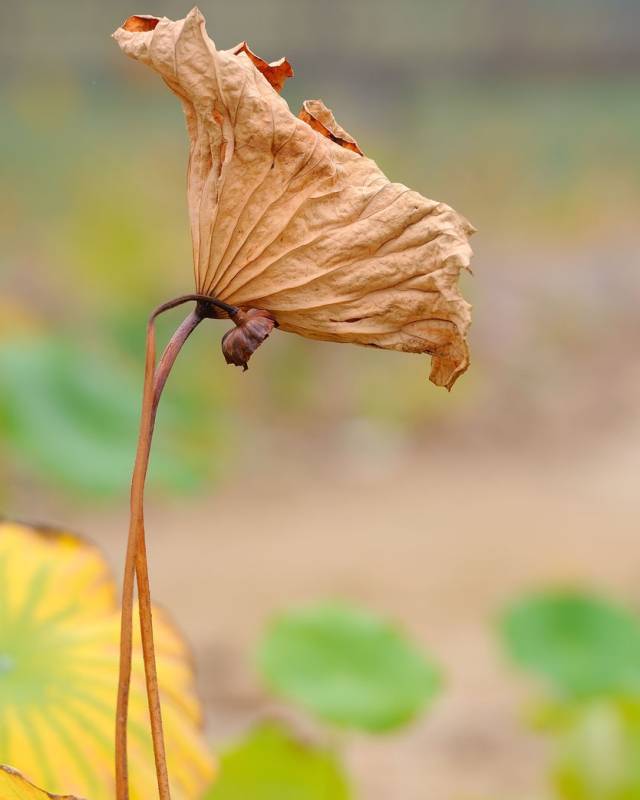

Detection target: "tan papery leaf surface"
[113, 8, 474, 388]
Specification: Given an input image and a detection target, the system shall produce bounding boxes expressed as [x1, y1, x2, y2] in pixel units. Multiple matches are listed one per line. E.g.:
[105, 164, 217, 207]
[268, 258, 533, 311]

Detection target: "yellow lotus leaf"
[0, 521, 214, 800]
[113, 8, 474, 388]
[0, 764, 83, 799]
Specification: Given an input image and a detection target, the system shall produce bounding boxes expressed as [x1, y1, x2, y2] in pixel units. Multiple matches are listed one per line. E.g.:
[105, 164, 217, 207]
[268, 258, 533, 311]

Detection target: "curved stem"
[116, 303, 205, 800]
[116, 314, 157, 800]
[151, 293, 238, 320]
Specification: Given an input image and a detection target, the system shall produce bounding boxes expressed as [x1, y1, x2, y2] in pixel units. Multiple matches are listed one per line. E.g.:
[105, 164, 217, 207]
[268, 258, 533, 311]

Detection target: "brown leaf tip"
[299, 99, 363, 155]
[121, 14, 161, 32]
[222, 308, 278, 371]
[232, 42, 294, 94]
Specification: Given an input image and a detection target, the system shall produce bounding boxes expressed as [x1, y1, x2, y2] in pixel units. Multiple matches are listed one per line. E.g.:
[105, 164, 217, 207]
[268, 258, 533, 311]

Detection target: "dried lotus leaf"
[114, 8, 474, 388]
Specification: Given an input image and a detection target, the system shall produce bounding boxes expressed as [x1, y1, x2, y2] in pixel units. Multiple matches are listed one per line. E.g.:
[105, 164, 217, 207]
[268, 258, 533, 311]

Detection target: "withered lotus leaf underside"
[114, 8, 474, 388]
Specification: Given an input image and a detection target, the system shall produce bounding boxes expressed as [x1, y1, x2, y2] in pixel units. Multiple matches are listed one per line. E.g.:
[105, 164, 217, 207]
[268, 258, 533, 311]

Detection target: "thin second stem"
[116, 307, 203, 800]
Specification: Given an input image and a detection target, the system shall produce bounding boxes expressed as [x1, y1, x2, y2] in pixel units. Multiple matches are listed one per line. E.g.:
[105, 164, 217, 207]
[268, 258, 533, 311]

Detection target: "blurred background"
[1, 1, 639, 798]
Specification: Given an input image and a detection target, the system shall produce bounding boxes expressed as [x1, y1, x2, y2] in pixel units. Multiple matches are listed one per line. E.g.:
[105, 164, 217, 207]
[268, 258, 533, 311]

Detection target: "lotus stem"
[116, 294, 237, 800]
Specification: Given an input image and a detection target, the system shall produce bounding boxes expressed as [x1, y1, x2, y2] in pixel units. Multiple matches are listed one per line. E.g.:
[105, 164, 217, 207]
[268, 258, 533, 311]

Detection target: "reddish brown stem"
[116, 312, 157, 800]
[116, 297, 228, 800]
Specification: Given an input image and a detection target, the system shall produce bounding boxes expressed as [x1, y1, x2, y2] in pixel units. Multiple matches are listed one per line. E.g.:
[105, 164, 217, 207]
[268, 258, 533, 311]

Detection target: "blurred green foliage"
[203, 601, 441, 795]
[204, 725, 351, 800]
[501, 590, 640, 701]
[501, 589, 640, 800]
[0, 334, 229, 498]
[539, 699, 640, 800]
[259, 603, 441, 732]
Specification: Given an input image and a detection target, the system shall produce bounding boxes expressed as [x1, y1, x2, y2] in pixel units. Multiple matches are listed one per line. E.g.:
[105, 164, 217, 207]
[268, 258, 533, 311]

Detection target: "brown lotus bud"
[221, 308, 278, 371]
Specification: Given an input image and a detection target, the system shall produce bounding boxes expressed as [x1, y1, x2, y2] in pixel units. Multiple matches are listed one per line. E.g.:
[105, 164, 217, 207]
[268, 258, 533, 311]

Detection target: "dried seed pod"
[222, 308, 278, 370]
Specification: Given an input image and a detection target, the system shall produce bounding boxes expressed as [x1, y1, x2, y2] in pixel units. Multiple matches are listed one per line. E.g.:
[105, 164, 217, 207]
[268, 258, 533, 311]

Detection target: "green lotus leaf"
[0, 765, 83, 799]
[0, 336, 214, 497]
[258, 603, 441, 732]
[0, 521, 214, 799]
[204, 724, 350, 800]
[501, 590, 640, 699]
